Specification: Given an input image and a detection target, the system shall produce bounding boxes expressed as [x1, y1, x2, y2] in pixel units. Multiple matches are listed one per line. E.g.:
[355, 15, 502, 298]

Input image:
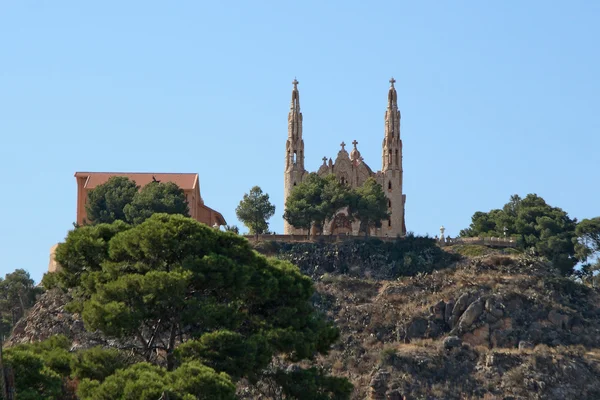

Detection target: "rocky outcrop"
[6, 289, 105, 349]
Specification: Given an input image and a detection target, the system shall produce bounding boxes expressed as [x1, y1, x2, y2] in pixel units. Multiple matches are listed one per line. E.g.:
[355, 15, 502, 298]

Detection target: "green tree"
[235, 186, 276, 235]
[460, 194, 578, 275]
[284, 174, 351, 236]
[46, 213, 348, 397]
[85, 176, 139, 224]
[349, 178, 389, 237]
[3, 335, 72, 400]
[77, 361, 236, 400]
[575, 217, 600, 285]
[124, 181, 190, 225]
[0, 269, 42, 336]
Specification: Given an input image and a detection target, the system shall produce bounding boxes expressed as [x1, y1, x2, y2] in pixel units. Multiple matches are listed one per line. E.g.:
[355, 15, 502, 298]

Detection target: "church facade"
[284, 78, 406, 237]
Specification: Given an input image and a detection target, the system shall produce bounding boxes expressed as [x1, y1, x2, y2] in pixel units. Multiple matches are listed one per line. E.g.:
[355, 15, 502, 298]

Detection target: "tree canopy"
[460, 194, 578, 275]
[349, 178, 389, 236]
[284, 174, 387, 236]
[84, 177, 190, 226]
[123, 181, 190, 225]
[42, 213, 349, 398]
[0, 269, 42, 337]
[235, 186, 276, 235]
[85, 176, 139, 225]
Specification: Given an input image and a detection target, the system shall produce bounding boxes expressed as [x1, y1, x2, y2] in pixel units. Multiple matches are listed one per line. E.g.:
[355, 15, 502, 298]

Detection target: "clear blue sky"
[1, 1, 599, 283]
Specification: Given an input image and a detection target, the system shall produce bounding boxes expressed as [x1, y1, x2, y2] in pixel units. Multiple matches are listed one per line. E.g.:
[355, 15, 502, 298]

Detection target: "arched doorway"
[331, 213, 352, 235]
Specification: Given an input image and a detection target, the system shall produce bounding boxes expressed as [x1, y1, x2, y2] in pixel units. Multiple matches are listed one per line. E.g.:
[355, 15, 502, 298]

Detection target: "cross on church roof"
[340, 141, 346, 151]
[292, 77, 298, 89]
[352, 140, 358, 148]
[389, 77, 396, 87]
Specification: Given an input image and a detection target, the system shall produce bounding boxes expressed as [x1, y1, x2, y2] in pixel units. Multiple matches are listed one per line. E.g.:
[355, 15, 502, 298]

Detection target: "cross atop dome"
[352, 139, 358, 148]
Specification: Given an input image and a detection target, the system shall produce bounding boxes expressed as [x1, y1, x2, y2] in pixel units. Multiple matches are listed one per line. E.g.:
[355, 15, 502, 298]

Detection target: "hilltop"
[7, 239, 600, 399]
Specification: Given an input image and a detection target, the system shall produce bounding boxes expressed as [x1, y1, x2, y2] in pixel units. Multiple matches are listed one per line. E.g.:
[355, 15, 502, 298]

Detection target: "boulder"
[453, 293, 471, 317]
[458, 299, 484, 331]
[407, 317, 428, 339]
[443, 335, 462, 350]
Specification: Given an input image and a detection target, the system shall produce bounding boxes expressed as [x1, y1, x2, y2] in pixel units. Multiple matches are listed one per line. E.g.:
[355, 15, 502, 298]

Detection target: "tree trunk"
[166, 323, 178, 371]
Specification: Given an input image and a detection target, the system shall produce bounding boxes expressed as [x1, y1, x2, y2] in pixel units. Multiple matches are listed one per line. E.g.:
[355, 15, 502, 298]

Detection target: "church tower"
[381, 77, 406, 236]
[284, 78, 306, 234]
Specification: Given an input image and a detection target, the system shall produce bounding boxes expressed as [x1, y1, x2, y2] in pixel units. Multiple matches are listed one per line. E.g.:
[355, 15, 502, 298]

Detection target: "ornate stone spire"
[290, 77, 300, 111]
[383, 77, 401, 171]
[387, 77, 398, 110]
[288, 78, 303, 141]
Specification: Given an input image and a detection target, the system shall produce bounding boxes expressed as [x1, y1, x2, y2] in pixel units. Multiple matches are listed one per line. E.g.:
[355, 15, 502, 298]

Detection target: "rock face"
[11, 251, 600, 400]
[6, 289, 105, 349]
[307, 253, 600, 399]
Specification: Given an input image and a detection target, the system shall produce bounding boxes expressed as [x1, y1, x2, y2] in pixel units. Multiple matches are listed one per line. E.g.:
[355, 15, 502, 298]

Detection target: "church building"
[284, 78, 406, 237]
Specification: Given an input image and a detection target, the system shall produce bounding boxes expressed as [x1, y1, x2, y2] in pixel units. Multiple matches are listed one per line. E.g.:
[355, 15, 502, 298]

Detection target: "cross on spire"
[340, 141, 346, 151]
[352, 139, 358, 148]
[322, 156, 328, 164]
[292, 77, 298, 89]
[389, 77, 396, 87]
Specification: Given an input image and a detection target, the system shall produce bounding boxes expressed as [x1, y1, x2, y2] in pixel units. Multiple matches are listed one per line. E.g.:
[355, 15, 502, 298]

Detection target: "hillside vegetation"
[8, 239, 600, 399]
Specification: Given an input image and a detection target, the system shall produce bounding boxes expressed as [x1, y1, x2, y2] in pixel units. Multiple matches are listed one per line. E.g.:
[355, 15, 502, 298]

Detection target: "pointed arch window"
[388, 199, 391, 208]
[388, 217, 392, 227]
[395, 149, 399, 166]
[388, 181, 392, 190]
[293, 151, 297, 165]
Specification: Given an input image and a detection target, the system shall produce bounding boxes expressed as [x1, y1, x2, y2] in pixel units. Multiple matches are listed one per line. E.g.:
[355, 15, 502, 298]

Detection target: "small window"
[293, 182, 297, 186]
[293, 151, 297, 164]
[388, 199, 391, 208]
[388, 218, 392, 227]
[388, 181, 392, 190]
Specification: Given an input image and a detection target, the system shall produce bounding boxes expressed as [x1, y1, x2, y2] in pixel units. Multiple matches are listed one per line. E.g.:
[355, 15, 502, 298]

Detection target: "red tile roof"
[74, 172, 199, 190]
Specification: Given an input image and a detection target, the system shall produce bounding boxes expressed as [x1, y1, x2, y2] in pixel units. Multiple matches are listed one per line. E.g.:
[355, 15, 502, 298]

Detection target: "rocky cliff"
[8, 245, 600, 399]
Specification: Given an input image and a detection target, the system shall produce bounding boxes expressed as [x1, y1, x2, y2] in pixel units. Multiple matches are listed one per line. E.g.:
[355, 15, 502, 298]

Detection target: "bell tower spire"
[380, 77, 406, 237]
[382, 77, 401, 170]
[284, 78, 306, 234]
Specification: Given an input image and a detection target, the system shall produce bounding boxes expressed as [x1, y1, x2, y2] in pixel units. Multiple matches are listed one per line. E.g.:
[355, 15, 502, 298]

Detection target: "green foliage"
[3, 335, 72, 399]
[85, 176, 139, 224]
[269, 367, 354, 400]
[460, 194, 578, 275]
[176, 330, 270, 381]
[235, 186, 276, 235]
[349, 177, 389, 236]
[283, 173, 354, 235]
[50, 213, 345, 395]
[0, 269, 42, 336]
[224, 224, 240, 234]
[45, 220, 130, 294]
[77, 361, 236, 400]
[124, 181, 190, 225]
[84, 177, 191, 226]
[575, 217, 600, 262]
[71, 346, 131, 382]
